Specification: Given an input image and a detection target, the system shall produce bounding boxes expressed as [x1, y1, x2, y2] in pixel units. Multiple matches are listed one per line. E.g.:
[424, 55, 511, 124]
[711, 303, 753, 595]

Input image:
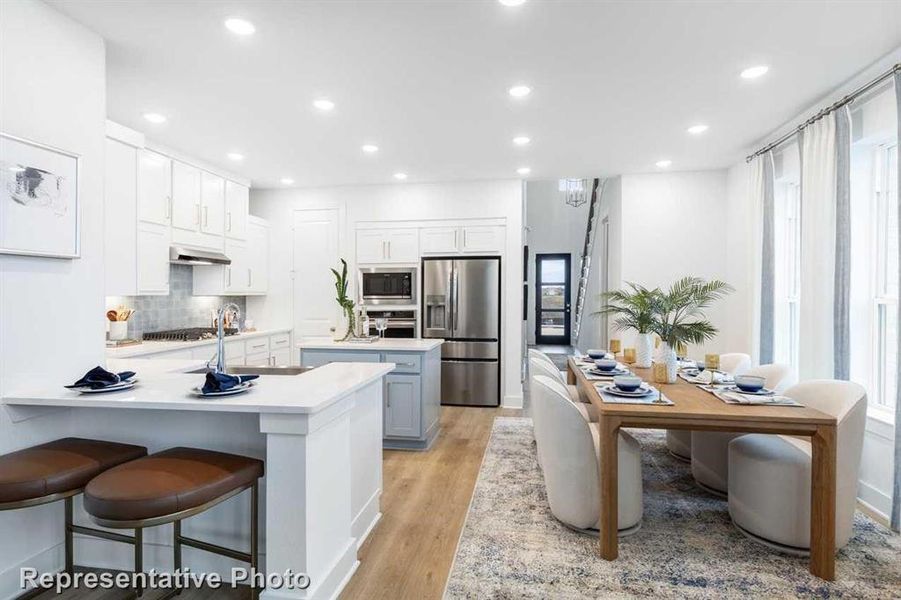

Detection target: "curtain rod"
[745, 62, 901, 162]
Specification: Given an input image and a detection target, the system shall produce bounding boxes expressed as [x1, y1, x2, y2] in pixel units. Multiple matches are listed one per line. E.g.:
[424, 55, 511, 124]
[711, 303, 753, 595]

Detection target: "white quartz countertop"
[297, 338, 443, 352]
[2, 358, 394, 415]
[105, 327, 292, 359]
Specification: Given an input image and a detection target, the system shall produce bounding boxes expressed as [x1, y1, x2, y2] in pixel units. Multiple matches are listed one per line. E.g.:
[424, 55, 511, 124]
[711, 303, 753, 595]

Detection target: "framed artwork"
[0, 132, 80, 258]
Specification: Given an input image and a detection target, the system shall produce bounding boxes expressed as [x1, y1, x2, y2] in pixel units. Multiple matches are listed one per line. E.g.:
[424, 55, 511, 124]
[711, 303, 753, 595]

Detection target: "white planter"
[654, 342, 678, 383]
[635, 333, 653, 368]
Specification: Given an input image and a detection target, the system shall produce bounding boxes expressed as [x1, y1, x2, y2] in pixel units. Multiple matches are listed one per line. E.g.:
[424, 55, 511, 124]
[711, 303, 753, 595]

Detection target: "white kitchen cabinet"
[201, 172, 225, 236]
[461, 225, 504, 253]
[224, 239, 249, 294]
[171, 160, 201, 233]
[420, 226, 460, 254]
[356, 228, 419, 264]
[192, 219, 269, 296]
[245, 350, 271, 367]
[270, 347, 291, 367]
[138, 149, 171, 226]
[247, 218, 269, 293]
[104, 136, 138, 296]
[225, 181, 249, 240]
[136, 223, 171, 294]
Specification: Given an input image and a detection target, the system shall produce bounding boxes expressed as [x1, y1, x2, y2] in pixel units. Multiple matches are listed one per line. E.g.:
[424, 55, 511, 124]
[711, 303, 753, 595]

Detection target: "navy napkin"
[202, 371, 259, 394]
[66, 366, 136, 389]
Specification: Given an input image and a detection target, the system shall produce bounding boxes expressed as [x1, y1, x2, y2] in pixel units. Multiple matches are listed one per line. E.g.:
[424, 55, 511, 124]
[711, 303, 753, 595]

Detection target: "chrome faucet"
[215, 303, 241, 373]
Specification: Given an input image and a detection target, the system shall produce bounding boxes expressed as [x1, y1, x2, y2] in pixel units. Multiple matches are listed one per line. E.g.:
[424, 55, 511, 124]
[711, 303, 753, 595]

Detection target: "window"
[773, 147, 801, 371]
[872, 143, 898, 411]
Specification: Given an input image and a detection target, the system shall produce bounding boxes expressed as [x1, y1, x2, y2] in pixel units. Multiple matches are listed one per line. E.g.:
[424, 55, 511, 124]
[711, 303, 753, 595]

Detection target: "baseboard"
[857, 484, 891, 525]
[261, 538, 357, 600]
[0, 543, 62, 600]
[351, 488, 381, 549]
[502, 394, 523, 409]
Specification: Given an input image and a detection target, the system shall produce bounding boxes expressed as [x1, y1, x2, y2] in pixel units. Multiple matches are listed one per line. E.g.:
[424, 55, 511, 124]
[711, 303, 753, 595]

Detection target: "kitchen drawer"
[301, 350, 380, 368]
[384, 352, 421, 374]
[270, 333, 291, 351]
[245, 337, 270, 355]
[245, 350, 271, 367]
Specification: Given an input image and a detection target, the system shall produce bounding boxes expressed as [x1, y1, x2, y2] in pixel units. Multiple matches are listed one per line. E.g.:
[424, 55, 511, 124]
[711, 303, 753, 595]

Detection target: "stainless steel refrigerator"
[422, 257, 500, 407]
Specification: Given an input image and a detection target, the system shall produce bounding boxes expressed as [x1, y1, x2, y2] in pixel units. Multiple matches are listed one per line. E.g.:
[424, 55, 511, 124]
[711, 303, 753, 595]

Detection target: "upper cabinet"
[420, 226, 460, 254]
[420, 225, 504, 255]
[137, 149, 171, 226]
[200, 172, 225, 236]
[356, 228, 419, 264]
[171, 162, 228, 250]
[193, 216, 269, 296]
[225, 180, 249, 240]
[247, 218, 269, 293]
[171, 160, 201, 234]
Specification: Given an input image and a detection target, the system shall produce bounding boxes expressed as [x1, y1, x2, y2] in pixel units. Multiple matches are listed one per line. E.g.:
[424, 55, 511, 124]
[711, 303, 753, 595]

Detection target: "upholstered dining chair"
[666, 352, 753, 461]
[528, 349, 597, 421]
[531, 375, 643, 535]
[728, 380, 867, 553]
[690, 363, 796, 495]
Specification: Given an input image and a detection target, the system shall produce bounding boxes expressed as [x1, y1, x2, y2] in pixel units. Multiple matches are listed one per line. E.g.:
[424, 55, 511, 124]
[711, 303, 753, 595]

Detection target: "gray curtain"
[759, 152, 775, 364]
[892, 71, 901, 534]
[834, 107, 851, 380]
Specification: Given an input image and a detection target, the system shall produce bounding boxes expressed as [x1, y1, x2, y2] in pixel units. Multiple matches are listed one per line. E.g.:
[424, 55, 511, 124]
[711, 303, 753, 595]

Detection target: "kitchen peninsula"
[2, 359, 394, 600]
[298, 338, 443, 450]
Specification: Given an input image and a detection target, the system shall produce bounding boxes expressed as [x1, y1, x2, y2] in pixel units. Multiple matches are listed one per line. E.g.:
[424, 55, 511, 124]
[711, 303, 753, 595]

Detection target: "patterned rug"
[444, 417, 901, 599]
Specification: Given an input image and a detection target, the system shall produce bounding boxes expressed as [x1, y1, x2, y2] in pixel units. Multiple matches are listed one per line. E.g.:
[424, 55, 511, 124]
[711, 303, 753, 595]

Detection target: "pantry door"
[293, 208, 341, 339]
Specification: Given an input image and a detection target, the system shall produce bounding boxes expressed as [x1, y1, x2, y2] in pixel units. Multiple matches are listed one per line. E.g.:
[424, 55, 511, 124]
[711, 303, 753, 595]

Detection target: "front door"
[535, 253, 571, 345]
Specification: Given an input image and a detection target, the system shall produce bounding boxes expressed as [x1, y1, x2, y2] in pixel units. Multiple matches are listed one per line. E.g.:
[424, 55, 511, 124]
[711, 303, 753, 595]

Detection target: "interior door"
[293, 209, 340, 337]
[535, 253, 571, 345]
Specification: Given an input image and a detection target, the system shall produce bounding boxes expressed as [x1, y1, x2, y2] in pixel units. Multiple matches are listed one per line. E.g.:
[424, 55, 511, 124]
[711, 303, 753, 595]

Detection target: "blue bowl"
[587, 349, 607, 359]
[735, 375, 766, 393]
[613, 375, 643, 392]
[594, 359, 617, 372]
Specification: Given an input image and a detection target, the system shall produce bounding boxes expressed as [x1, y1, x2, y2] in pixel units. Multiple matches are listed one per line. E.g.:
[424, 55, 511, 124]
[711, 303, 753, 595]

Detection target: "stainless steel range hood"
[169, 245, 231, 266]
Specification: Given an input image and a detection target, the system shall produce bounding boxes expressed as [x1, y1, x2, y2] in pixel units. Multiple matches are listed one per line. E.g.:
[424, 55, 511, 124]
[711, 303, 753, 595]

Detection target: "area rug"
[444, 417, 901, 599]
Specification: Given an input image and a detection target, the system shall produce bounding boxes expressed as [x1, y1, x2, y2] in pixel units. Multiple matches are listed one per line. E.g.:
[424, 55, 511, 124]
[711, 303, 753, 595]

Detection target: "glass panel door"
[535, 253, 571, 345]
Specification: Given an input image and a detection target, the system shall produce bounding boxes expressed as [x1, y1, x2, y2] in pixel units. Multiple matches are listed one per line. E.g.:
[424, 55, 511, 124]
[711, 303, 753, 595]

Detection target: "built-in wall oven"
[359, 267, 416, 305]
[366, 310, 417, 338]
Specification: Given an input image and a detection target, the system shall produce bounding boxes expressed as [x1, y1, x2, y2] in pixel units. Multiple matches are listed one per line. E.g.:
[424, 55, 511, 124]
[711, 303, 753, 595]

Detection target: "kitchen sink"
[186, 366, 314, 376]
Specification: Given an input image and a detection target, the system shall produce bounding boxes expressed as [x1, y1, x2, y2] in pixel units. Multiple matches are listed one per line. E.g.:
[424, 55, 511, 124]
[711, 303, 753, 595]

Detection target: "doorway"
[535, 253, 571, 345]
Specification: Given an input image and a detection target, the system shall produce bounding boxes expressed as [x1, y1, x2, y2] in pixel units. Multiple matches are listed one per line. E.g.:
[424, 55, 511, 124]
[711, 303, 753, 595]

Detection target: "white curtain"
[749, 153, 775, 364]
[798, 114, 837, 380]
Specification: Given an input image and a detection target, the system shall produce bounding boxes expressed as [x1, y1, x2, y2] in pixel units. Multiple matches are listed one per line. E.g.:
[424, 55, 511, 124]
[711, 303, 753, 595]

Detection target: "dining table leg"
[809, 422, 837, 580]
[597, 413, 620, 560]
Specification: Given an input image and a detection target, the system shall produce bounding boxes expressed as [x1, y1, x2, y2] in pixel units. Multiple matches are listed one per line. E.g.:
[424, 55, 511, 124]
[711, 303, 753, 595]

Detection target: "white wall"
[0, 1, 107, 596]
[248, 179, 525, 407]
[524, 180, 590, 345]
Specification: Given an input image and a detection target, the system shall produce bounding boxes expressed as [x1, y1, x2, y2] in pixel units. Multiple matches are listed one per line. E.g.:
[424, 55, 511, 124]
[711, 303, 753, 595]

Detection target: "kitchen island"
[298, 338, 443, 450]
[2, 358, 394, 600]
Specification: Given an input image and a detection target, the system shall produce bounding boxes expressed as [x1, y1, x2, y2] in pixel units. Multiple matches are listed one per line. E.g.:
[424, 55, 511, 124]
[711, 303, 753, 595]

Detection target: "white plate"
[76, 379, 138, 394]
[192, 382, 254, 398]
[725, 385, 773, 396]
[600, 384, 653, 398]
[588, 368, 630, 377]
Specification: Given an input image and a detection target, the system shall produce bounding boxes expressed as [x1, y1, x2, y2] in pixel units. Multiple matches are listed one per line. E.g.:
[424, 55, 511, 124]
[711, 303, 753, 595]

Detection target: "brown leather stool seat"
[85, 447, 264, 524]
[0, 437, 147, 506]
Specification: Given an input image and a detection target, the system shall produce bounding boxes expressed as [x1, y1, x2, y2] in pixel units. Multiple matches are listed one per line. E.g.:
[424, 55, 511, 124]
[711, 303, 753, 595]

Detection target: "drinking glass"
[375, 318, 388, 339]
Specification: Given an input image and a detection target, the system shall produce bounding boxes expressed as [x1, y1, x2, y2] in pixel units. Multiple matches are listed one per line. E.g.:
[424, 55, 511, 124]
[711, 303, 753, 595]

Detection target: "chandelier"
[560, 178, 590, 208]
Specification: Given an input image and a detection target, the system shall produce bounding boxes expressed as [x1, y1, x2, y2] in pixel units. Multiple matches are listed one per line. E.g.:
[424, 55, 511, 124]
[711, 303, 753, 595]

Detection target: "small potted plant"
[650, 276, 733, 383]
[330, 259, 355, 341]
[596, 282, 659, 368]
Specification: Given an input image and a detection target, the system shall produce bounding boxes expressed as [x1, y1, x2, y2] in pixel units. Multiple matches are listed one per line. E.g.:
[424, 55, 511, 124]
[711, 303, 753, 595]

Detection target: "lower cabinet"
[126, 331, 291, 367]
[384, 374, 422, 438]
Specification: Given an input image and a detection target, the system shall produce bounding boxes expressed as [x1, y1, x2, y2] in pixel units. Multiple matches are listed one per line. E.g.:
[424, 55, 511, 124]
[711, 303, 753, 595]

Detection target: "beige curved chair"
[531, 375, 643, 535]
[666, 352, 753, 461]
[728, 380, 867, 553]
[528, 349, 596, 421]
[690, 363, 795, 495]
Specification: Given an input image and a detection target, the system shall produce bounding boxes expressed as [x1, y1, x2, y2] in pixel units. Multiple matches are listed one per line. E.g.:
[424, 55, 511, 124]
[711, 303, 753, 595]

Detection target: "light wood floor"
[30, 405, 514, 600]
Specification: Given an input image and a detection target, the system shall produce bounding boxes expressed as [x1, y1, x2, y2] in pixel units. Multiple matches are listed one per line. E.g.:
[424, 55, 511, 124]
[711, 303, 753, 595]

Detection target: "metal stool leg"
[64, 497, 74, 576]
[250, 482, 259, 600]
[134, 527, 143, 597]
[174, 520, 182, 595]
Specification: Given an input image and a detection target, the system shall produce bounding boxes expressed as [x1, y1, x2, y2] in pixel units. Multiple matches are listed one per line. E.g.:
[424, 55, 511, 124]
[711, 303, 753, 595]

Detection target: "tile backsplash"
[106, 265, 246, 340]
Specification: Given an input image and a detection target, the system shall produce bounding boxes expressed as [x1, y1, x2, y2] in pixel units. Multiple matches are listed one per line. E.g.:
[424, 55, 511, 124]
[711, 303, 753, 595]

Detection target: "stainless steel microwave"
[359, 267, 416, 305]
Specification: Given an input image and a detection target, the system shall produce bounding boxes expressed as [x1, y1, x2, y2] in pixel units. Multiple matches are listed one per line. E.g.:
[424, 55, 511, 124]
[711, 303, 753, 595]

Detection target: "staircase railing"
[572, 177, 605, 341]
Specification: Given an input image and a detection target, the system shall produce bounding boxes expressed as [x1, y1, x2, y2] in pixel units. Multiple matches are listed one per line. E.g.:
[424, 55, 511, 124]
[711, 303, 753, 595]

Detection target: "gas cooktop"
[142, 327, 238, 342]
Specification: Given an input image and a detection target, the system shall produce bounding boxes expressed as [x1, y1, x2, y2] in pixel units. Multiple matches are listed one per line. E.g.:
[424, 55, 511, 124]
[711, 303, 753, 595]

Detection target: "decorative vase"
[654, 342, 678, 383]
[635, 332, 653, 368]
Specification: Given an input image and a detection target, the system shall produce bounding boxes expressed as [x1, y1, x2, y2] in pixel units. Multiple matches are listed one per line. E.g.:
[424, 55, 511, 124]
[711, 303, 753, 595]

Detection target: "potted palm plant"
[650, 276, 733, 382]
[330, 259, 355, 341]
[596, 283, 659, 367]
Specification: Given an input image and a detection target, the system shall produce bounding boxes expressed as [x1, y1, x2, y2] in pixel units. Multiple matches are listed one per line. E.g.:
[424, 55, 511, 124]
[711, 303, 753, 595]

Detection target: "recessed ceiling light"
[499, 0, 526, 6]
[143, 113, 167, 124]
[313, 99, 335, 111]
[393, 173, 408, 180]
[687, 124, 709, 135]
[508, 85, 531, 98]
[655, 160, 672, 168]
[517, 167, 531, 175]
[224, 18, 255, 36]
[280, 178, 294, 185]
[513, 136, 531, 146]
[740, 65, 769, 79]
[227, 152, 244, 161]
[362, 144, 379, 153]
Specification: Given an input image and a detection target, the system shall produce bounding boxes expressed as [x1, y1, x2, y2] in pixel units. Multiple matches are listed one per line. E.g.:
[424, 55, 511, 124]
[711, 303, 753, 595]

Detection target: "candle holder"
[610, 339, 622, 354]
[705, 353, 721, 370]
[652, 361, 669, 384]
[623, 348, 636, 364]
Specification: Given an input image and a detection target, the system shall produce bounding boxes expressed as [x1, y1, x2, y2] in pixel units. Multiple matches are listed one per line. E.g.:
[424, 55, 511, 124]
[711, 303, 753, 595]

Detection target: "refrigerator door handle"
[451, 264, 459, 334]
[447, 266, 455, 332]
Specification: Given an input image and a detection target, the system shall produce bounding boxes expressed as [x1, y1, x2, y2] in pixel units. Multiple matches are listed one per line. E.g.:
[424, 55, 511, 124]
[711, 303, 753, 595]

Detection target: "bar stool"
[83, 447, 264, 599]
[0, 437, 148, 598]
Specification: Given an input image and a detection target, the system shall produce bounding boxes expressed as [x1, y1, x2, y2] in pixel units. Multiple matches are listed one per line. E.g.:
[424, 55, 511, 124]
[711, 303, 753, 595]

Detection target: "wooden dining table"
[566, 357, 839, 581]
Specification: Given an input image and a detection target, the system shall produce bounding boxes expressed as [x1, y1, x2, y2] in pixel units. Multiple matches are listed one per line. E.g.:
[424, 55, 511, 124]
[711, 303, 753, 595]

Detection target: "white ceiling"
[50, 0, 901, 189]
